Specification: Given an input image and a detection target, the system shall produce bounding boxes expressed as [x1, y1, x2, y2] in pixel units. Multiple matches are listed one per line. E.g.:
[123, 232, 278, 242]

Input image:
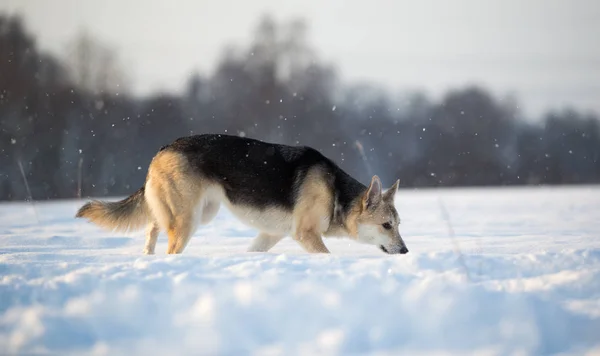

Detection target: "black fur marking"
[162, 134, 366, 214]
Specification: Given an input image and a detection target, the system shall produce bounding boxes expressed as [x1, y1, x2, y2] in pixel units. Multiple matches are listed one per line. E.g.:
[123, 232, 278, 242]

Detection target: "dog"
[76, 134, 408, 255]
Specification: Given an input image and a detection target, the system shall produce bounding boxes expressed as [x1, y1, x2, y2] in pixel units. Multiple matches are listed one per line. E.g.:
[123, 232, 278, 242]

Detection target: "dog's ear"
[363, 175, 382, 211]
[383, 179, 400, 202]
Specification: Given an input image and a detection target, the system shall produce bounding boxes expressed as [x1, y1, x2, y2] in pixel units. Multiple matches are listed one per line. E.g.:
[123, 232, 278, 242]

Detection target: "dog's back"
[164, 134, 344, 210]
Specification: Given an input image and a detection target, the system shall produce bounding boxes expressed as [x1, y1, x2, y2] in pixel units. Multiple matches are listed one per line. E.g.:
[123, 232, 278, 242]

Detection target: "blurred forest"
[1, 14, 599, 201]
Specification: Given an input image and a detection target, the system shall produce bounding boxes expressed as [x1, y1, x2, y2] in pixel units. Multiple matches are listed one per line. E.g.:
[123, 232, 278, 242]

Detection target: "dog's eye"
[382, 222, 392, 230]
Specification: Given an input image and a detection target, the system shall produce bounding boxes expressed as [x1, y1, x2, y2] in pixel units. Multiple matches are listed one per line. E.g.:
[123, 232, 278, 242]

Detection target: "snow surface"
[1, 186, 600, 355]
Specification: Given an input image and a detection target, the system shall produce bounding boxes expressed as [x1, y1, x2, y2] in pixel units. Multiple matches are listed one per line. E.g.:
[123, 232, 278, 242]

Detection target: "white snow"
[1, 186, 600, 355]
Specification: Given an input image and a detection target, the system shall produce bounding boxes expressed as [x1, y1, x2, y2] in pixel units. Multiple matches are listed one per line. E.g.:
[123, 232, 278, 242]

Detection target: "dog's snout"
[380, 245, 409, 255]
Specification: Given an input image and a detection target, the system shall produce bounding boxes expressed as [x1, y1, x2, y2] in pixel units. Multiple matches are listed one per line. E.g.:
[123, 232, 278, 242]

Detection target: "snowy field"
[1, 186, 600, 355]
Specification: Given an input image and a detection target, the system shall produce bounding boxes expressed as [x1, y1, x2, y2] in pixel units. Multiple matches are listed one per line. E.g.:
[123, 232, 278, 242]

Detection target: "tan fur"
[333, 197, 362, 238]
[75, 187, 149, 233]
[291, 168, 334, 253]
[145, 150, 204, 254]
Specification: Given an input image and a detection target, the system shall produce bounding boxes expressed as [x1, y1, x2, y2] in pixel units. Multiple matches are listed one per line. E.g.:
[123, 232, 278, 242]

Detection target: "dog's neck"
[324, 190, 364, 238]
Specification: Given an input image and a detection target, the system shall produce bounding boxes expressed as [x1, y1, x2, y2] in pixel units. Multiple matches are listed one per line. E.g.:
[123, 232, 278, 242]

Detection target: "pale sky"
[3, 0, 600, 117]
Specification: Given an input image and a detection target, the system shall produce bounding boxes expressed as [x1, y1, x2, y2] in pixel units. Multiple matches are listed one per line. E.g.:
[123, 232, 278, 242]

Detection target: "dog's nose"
[400, 246, 409, 254]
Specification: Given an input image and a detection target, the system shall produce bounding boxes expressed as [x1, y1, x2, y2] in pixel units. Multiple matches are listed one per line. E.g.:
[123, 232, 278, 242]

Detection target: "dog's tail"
[75, 186, 150, 232]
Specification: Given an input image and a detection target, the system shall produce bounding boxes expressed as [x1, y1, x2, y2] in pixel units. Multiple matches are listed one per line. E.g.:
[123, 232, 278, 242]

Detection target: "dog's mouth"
[379, 245, 390, 254]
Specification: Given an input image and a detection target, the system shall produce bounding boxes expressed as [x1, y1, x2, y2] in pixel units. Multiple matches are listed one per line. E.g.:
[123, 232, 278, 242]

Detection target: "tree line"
[1, 14, 599, 201]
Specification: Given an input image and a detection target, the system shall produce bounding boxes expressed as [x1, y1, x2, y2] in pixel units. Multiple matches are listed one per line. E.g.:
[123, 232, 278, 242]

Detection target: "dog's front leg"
[247, 232, 284, 252]
[294, 230, 330, 253]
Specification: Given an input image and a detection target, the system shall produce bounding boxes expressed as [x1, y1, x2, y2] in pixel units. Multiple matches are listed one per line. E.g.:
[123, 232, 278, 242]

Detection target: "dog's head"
[354, 176, 408, 254]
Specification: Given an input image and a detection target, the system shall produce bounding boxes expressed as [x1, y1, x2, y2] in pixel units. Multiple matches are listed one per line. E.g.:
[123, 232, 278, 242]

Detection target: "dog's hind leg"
[145, 150, 203, 255]
[168, 198, 218, 254]
[167, 213, 195, 254]
[143, 221, 160, 255]
[247, 232, 284, 252]
[165, 191, 200, 255]
[145, 180, 187, 255]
